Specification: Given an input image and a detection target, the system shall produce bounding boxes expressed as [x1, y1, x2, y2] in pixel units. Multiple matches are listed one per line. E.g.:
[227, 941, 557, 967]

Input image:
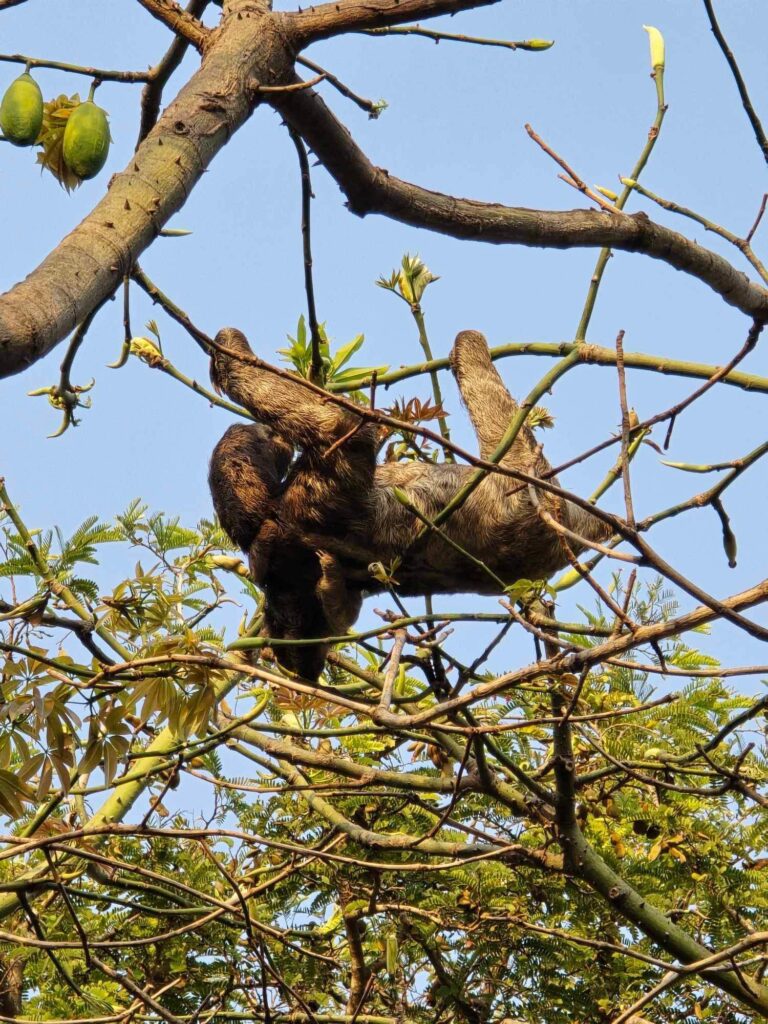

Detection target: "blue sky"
[1, 0, 767, 673]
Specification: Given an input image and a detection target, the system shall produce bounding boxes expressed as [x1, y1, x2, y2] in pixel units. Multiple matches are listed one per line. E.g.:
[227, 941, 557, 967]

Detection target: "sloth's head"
[210, 327, 253, 394]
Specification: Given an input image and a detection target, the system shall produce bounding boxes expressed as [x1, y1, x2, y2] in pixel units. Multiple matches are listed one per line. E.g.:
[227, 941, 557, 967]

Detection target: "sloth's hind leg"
[450, 330, 542, 470]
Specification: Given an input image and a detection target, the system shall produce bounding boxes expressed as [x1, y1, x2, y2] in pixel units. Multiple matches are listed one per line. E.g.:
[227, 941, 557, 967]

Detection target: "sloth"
[208, 327, 610, 679]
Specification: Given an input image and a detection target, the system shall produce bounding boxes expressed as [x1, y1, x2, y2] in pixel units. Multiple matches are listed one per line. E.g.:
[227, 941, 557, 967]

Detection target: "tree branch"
[137, 0, 212, 146]
[135, 0, 210, 49]
[272, 84, 768, 320]
[0, 54, 150, 83]
[702, 0, 768, 164]
[3, 7, 767, 382]
[290, 0, 502, 46]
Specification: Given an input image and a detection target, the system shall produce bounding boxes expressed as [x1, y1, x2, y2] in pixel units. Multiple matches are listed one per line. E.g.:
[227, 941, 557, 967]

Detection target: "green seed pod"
[62, 84, 110, 180]
[0, 71, 43, 147]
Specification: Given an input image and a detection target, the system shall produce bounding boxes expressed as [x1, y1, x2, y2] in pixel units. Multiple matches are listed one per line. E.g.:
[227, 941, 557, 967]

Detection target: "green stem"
[588, 429, 649, 505]
[140, 349, 254, 420]
[639, 438, 768, 532]
[327, 340, 768, 396]
[575, 67, 666, 341]
[410, 304, 454, 460]
[229, 612, 509, 651]
[393, 491, 507, 589]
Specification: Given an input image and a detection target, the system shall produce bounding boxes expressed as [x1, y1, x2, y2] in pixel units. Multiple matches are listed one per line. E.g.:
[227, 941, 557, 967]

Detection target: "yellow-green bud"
[642, 25, 665, 70]
[524, 39, 554, 51]
[392, 486, 411, 507]
[208, 554, 249, 577]
[723, 529, 737, 569]
[595, 185, 618, 201]
[620, 177, 638, 188]
[130, 336, 165, 368]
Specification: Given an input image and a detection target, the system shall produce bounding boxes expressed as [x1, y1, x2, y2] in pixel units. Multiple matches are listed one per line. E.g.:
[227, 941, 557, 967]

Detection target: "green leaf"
[330, 334, 364, 373]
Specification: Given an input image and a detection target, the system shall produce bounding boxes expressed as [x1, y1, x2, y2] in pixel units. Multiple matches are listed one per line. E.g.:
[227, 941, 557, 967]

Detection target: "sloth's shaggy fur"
[209, 327, 610, 678]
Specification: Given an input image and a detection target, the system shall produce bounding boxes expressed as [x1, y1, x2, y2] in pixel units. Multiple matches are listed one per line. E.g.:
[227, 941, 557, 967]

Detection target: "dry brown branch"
[702, 0, 768, 163]
[271, 84, 768, 320]
[135, 0, 209, 48]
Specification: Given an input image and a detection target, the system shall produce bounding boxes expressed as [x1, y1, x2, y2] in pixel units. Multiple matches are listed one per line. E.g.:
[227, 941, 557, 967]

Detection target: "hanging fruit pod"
[62, 82, 111, 180]
[0, 68, 44, 147]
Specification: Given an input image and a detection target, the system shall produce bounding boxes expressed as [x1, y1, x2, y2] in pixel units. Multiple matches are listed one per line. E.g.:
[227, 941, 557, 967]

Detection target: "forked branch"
[271, 84, 768, 320]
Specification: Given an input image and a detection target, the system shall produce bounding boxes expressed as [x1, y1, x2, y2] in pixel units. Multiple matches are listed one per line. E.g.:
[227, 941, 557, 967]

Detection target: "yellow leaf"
[35, 93, 82, 191]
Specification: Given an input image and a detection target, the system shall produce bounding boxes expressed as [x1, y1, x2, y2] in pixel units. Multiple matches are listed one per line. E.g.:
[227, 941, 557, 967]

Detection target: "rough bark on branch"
[273, 85, 768, 321]
[291, 0, 501, 46]
[135, 0, 210, 48]
[137, 0, 212, 145]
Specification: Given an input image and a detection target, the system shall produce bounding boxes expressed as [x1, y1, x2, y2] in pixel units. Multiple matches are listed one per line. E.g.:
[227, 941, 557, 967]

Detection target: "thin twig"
[256, 74, 326, 94]
[90, 955, 186, 1024]
[746, 193, 768, 244]
[377, 630, 406, 715]
[323, 371, 377, 457]
[525, 124, 621, 213]
[362, 25, 552, 51]
[131, 263, 213, 348]
[614, 330, 635, 526]
[136, 0, 210, 146]
[287, 128, 324, 384]
[702, 0, 768, 164]
[575, 60, 667, 339]
[0, 54, 149, 82]
[622, 177, 768, 284]
[297, 55, 384, 117]
[28, 296, 112, 438]
[550, 320, 763, 478]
